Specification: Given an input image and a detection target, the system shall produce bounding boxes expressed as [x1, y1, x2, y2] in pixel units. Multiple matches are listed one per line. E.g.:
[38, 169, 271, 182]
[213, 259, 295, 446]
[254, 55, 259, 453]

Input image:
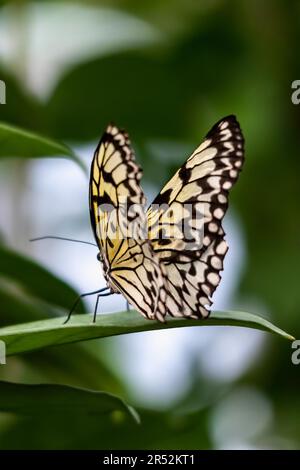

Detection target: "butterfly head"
[97, 251, 108, 275]
[96, 251, 118, 294]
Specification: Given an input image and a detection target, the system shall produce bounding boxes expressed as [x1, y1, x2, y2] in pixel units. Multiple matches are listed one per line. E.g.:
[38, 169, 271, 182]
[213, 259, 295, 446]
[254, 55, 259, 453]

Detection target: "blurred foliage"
[0, 404, 210, 450]
[0, 245, 86, 315]
[0, 0, 299, 450]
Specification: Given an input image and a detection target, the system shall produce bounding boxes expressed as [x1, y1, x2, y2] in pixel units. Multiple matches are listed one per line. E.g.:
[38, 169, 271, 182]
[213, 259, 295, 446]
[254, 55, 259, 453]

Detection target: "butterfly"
[71, 115, 244, 323]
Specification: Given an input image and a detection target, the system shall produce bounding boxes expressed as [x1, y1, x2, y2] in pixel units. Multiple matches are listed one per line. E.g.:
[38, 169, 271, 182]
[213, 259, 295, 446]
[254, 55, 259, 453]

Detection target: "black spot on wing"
[152, 188, 172, 205]
[92, 190, 116, 208]
[101, 169, 115, 184]
[179, 166, 191, 182]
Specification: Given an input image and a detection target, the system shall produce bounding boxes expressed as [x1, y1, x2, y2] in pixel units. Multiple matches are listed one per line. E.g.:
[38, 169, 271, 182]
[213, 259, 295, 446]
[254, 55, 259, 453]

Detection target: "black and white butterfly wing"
[90, 124, 167, 321]
[147, 115, 245, 318]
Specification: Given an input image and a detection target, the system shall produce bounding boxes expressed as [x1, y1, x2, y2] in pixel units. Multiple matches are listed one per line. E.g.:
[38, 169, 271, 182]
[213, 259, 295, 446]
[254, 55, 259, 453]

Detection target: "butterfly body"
[96, 252, 119, 295]
[89, 117, 244, 322]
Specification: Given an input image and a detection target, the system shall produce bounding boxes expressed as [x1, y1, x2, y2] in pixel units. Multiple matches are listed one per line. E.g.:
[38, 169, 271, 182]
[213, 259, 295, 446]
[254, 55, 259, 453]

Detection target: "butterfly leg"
[64, 287, 109, 324]
[126, 300, 130, 312]
[93, 292, 113, 323]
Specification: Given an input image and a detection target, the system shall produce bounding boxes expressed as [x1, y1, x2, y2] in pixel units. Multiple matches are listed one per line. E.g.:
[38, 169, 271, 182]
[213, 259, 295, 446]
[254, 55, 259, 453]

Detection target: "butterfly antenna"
[30, 236, 97, 247]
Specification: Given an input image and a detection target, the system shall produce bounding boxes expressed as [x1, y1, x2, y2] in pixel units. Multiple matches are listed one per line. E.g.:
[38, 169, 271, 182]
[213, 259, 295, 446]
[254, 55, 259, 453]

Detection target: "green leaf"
[0, 246, 86, 314]
[0, 381, 139, 423]
[0, 284, 122, 391]
[0, 122, 86, 172]
[0, 310, 294, 357]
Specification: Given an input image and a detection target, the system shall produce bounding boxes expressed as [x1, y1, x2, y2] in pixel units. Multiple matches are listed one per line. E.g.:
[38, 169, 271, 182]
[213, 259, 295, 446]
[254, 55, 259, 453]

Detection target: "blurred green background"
[0, 0, 299, 449]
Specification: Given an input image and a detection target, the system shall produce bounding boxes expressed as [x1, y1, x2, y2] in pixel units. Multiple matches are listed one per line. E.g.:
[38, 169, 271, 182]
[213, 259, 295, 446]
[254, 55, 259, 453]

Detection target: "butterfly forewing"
[89, 124, 167, 321]
[147, 115, 245, 318]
